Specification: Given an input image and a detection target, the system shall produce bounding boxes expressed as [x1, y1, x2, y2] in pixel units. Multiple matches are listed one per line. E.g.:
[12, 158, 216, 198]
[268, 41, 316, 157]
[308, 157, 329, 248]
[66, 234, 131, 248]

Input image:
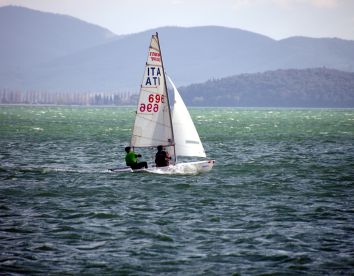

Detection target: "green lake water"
[1, 106, 353, 274]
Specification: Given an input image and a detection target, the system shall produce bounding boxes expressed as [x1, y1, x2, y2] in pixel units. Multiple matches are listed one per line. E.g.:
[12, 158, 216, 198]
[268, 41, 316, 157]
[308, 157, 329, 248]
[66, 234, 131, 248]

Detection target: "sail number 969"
[139, 94, 165, 113]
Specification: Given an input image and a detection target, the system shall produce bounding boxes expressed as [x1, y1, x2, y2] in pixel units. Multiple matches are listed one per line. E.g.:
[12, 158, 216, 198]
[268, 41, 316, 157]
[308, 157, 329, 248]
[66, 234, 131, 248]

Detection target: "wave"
[0, 165, 112, 175]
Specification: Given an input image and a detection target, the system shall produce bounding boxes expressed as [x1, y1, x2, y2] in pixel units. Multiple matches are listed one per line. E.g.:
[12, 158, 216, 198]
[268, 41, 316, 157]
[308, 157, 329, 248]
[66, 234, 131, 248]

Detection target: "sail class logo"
[149, 51, 161, 62]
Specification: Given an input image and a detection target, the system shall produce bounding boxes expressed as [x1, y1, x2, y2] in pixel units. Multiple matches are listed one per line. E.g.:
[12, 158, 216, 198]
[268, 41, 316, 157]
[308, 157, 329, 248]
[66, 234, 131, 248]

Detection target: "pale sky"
[1, 0, 353, 40]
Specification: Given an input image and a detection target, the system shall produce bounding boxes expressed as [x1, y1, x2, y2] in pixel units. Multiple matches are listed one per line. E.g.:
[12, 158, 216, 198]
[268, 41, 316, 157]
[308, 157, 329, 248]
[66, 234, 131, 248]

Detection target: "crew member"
[125, 146, 148, 169]
[155, 145, 171, 167]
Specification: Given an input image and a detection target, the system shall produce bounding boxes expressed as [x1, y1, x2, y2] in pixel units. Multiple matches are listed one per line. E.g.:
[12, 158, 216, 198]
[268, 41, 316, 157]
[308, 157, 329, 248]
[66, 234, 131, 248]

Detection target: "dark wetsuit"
[155, 150, 170, 167]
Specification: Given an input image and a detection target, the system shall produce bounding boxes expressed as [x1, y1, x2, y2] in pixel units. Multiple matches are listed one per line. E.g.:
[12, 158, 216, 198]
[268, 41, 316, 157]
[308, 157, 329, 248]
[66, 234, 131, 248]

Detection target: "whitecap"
[32, 127, 43, 131]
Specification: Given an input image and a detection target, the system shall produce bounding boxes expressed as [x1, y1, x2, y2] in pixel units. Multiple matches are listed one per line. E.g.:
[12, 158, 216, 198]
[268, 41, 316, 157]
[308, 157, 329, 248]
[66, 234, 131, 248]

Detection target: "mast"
[156, 32, 177, 163]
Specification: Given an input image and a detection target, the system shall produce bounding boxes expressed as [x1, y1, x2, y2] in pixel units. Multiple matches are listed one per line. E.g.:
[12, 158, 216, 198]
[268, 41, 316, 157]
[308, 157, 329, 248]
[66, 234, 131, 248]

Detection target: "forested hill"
[178, 68, 354, 108]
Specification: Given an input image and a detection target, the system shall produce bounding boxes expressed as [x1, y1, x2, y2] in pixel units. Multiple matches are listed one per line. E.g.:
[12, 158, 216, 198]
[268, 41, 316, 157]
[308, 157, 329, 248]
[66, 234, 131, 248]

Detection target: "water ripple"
[1, 106, 353, 274]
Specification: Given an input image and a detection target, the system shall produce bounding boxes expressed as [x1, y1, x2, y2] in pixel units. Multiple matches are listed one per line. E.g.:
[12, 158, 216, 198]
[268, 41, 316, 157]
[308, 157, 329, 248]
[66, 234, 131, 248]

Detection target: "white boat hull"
[109, 160, 214, 175]
[145, 160, 215, 175]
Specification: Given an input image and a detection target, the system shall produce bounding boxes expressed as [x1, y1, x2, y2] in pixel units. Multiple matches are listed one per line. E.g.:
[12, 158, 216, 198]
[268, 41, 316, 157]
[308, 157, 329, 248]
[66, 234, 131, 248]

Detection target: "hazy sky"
[1, 0, 353, 40]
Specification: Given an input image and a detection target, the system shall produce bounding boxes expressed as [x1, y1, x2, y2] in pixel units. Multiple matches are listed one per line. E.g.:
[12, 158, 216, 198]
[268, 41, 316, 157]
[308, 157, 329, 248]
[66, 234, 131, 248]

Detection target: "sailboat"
[113, 33, 214, 174]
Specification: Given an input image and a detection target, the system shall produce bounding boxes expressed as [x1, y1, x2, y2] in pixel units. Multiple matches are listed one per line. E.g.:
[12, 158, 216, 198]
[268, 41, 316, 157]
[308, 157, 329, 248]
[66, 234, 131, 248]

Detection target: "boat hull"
[109, 160, 215, 175]
[145, 160, 215, 175]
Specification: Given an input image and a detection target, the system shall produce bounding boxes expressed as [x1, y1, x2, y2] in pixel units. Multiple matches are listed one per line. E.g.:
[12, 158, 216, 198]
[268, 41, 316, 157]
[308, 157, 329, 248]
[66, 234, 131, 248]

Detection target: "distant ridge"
[179, 68, 354, 107]
[0, 5, 116, 68]
[1, 5, 354, 93]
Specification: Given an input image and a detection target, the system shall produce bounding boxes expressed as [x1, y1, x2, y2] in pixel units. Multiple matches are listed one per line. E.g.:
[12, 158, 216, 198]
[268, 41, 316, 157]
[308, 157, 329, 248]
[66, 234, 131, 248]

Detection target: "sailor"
[155, 145, 171, 167]
[125, 146, 148, 169]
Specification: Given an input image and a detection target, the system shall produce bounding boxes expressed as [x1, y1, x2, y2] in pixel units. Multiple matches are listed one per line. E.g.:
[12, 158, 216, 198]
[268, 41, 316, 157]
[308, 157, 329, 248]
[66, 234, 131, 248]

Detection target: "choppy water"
[1, 106, 354, 275]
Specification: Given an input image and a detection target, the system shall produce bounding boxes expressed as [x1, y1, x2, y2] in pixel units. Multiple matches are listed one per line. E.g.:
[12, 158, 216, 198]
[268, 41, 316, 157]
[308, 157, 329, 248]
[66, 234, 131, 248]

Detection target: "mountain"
[178, 68, 354, 107]
[0, 6, 116, 67]
[1, 6, 354, 92]
[0, 5, 117, 87]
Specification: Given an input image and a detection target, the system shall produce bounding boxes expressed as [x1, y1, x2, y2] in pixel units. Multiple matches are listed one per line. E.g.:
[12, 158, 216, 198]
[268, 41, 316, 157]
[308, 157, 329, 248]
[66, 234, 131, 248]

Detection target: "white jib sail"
[167, 76, 206, 158]
[131, 34, 173, 148]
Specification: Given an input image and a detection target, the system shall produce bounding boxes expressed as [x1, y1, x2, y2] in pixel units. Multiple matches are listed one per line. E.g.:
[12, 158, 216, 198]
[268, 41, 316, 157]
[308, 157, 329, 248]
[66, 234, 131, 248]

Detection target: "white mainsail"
[167, 76, 206, 158]
[130, 34, 174, 149]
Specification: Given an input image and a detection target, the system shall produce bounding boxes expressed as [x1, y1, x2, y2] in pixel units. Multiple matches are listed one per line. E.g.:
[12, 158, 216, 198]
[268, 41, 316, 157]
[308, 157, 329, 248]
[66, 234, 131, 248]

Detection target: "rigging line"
[146, 63, 162, 67]
[150, 46, 159, 52]
[139, 91, 164, 95]
[131, 134, 170, 143]
[141, 86, 159, 89]
[135, 115, 172, 128]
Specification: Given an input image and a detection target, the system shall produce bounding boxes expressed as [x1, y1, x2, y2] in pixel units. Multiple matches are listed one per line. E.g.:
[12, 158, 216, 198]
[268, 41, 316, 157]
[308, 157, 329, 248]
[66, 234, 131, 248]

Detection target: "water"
[1, 106, 353, 275]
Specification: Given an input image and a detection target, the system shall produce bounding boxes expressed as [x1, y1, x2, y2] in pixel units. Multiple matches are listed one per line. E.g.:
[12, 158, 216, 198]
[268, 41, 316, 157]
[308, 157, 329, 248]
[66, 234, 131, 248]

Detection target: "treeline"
[179, 68, 354, 107]
[0, 90, 137, 105]
[2, 68, 354, 107]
